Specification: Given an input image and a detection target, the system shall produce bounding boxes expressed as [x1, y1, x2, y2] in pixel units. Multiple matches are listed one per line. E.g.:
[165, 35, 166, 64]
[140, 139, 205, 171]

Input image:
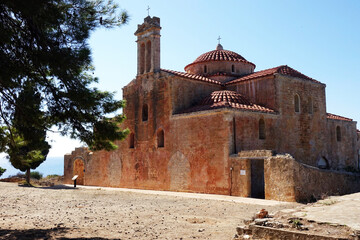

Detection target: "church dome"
[190, 44, 249, 65]
[184, 45, 255, 82]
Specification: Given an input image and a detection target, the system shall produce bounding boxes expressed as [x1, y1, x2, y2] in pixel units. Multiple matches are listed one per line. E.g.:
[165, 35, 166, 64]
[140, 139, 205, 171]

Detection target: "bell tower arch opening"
[140, 43, 145, 74]
[146, 40, 152, 72]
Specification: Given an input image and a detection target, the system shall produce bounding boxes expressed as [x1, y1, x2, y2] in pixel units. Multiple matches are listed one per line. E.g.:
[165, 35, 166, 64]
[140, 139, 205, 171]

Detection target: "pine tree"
[0, 0, 130, 183]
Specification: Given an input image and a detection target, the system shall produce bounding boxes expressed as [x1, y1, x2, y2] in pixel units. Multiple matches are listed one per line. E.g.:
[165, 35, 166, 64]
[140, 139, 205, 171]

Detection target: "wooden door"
[73, 159, 85, 185]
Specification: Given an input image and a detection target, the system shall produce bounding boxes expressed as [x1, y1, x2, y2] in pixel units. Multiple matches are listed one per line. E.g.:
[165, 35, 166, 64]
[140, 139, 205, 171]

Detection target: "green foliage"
[0, 167, 6, 177]
[46, 174, 60, 178]
[0, 0, 129, 172]
[289, 218, 303, 230]
[30, 171, 43, 180]
[9, 172, 25, 178]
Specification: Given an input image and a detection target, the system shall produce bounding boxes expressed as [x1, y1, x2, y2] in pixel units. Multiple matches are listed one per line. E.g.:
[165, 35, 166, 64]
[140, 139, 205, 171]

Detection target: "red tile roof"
[180, 90, 275, 114]
[161, 69, 222, 85]
[184, 48, 255, 70]
[163, 65, 321, 89]
[225, 65, 320, 85]
[327, 113, 353, 122]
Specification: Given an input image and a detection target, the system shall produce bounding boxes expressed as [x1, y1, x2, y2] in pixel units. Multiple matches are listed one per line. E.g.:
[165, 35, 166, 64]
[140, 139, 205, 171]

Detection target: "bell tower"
[134, 16, 161, 75]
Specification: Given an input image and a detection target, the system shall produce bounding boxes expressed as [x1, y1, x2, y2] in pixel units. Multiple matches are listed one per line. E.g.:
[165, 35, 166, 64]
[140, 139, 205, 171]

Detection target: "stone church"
[64, 16, 360, 202]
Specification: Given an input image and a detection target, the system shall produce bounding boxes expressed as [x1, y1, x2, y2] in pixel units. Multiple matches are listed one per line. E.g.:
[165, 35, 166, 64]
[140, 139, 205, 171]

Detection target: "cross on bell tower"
[147, 6, 150, 16]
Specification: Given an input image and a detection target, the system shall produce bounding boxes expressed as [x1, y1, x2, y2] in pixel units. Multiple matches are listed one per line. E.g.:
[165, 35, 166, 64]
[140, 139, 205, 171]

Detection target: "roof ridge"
[326, 113, 353, 122]
[276, 65, 318, 82]
[161, 69, 222, 85]
[225, 65, 321, 85]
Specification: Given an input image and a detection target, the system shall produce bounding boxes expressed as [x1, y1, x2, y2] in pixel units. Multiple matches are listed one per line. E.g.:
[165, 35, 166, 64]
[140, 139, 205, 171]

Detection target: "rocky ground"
[235, 194, 360, 239]
[0, 182, 295, 240]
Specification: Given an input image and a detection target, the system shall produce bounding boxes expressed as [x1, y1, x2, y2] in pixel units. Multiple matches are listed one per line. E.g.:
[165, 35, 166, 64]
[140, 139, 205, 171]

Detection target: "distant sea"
[0, 156, 64, 179]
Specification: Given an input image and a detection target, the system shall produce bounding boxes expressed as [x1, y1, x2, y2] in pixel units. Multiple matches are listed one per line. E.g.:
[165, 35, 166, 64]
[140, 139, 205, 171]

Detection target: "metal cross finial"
[147, 6, 150, 16]
[217, 36, 221, 44]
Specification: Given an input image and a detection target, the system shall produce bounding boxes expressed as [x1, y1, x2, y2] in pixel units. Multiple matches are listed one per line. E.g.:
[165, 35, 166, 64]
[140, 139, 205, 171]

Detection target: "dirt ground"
[0, 182, 295, 240]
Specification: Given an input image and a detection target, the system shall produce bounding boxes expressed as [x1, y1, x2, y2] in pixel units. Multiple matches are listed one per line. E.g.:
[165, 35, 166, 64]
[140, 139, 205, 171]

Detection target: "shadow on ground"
[39, 184, 78, 190]
[0, 228, 119, 240]
[17, 184, 78, 190]
[0, 228, 68, 240]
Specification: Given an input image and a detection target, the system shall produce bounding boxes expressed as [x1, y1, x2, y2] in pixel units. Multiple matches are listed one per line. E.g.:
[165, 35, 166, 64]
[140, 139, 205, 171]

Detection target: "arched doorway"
[73, 158, 85, 185]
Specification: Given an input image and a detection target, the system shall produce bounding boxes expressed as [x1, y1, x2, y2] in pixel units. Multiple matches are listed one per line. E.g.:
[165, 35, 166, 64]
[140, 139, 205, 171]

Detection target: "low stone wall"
[264, 154, 297, 201]
[238, 150, 274, 158]
[295, 162, 360, 202]
[265, 154, 360, 202]
[236, 225, 349, 240]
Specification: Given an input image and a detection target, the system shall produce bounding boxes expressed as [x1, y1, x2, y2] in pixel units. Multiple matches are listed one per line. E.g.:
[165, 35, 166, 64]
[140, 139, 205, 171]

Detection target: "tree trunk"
[26, 168, 30, 185]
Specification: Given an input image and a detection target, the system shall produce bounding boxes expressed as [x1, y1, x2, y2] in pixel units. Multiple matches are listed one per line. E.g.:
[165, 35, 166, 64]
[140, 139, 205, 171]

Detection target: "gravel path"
[0, 182, 295, 239]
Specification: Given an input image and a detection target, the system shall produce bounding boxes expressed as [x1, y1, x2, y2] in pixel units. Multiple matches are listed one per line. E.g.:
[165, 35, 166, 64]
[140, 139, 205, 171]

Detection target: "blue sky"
[1, 0, 359, 177]
[89, 0, 360, 122]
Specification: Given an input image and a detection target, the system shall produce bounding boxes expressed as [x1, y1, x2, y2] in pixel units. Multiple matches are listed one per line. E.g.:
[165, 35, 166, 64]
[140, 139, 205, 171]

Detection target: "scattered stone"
[243, 219, 253, 225]
[254, 218, 268, 226]
[256, 209, 268, 219]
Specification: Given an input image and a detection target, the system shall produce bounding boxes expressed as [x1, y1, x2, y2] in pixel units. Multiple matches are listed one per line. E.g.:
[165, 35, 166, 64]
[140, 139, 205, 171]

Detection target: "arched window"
[231, 64, 235, 73]
[140, 43, 145, 74]
[317, 157, 329, 169]
[146, 41, 151, 72]
[204, 65, 207, 74]
[129, 133, 135, 148]
[157, 129, 164, 148]
[142, 104, 148, 122]
[308, 97, 313, 114]
[259, 119, 265, 140]
[336, 126, 341, 142]
[294, 94, 300, 113]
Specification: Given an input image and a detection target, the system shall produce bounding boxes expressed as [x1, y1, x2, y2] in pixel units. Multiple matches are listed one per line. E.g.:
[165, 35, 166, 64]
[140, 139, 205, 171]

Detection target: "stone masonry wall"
[75, 72, 232, 194]
[84, 111, 232, 194]
[227, 76, 276, 110]
[170, 76, 221, 114]
[64, 67, 359, 199]
[64, 147, 92, 185]
[169, 112, 232, 194]
[265, 154, 360, 202]
[273, 75, 328, 167]
[227, 74, 359, 170]
[264, 154, 297, 201]
[326, 119, 358, 169]
[232, 112, 278, 154]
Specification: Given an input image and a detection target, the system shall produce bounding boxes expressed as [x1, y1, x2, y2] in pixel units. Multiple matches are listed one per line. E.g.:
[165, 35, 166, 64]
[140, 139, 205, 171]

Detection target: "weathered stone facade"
[64, 16, 360, 201]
